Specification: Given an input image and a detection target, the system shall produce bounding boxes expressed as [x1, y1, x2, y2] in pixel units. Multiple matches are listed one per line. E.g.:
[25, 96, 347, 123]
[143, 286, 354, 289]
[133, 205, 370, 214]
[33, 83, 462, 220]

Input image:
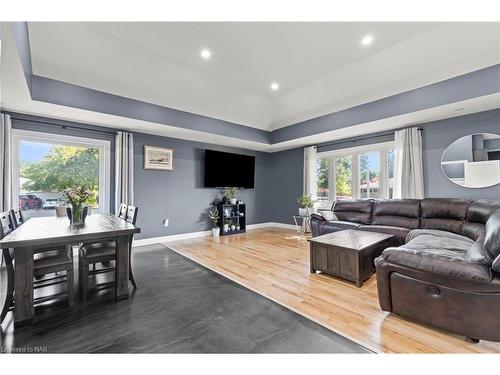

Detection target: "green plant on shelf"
[224, 187, 238, 201]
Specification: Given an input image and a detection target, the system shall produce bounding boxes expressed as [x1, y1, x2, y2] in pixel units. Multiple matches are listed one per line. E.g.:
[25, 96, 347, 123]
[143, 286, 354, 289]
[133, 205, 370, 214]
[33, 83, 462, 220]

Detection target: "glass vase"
[71, 205, 85, 227]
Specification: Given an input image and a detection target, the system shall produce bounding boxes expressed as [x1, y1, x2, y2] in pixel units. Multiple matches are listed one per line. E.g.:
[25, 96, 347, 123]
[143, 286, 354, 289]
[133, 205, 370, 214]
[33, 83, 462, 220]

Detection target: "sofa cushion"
[381, 246, 492, 282]
[420, 198, 472, 234]
[406, 229, 475, 248]
[462, 200, 500, 241]
[372, 199, 420, 228]
[332, 199, 374, 225]
[358, 225, 410, 244]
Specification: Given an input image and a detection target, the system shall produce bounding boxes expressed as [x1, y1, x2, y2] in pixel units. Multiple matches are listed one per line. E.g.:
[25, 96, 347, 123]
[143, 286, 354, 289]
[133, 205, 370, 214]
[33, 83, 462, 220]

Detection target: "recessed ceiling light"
[270, 82, 280, 91]
[200, 49, 211, 59]
[361, 35, 374, 46]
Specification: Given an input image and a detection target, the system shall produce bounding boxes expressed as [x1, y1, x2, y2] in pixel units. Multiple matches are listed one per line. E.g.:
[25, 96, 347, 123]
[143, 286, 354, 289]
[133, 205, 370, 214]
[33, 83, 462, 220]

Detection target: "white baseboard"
[132, 222, 296, 247]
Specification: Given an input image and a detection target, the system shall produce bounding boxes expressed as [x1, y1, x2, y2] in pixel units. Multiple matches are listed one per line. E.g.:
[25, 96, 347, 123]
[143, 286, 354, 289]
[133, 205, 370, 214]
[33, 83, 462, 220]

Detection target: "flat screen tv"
[204, 150, 255, 188]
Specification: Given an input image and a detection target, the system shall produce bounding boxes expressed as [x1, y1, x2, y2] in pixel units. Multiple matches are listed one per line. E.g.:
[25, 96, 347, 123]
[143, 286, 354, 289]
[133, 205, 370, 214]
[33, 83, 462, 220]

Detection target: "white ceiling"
[1, 22, 500, 153]
[27, 22, 500, 130]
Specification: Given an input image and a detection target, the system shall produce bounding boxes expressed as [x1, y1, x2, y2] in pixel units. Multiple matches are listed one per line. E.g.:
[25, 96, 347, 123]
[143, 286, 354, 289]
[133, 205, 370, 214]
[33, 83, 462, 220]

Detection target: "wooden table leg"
[115, 235, 130, 301]
[14, 246, 34, 326]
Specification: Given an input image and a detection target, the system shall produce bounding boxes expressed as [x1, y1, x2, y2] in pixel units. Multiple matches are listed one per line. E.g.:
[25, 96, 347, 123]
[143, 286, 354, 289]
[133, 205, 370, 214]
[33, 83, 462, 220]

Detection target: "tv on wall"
[204, 150, 255, 188]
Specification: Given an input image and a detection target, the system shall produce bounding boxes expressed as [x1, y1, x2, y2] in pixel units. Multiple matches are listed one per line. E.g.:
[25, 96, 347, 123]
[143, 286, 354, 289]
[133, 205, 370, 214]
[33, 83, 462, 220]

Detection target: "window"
[387, 149, 395, 199]
[316, 157, 330, 208]
[335, 155, 352, 200]
[12, 130, 111, 219]
[359, 151, 381, 199]
[316, 142, 395, 206]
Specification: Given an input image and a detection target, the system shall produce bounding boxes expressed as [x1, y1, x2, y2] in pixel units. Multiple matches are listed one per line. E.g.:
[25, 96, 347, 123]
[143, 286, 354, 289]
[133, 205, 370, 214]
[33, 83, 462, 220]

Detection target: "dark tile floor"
[0, 244, 371, 353]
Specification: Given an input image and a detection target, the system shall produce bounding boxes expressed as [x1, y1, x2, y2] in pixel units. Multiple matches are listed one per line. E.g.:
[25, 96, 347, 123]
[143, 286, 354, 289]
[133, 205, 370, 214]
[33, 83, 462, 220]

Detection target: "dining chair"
[0, 211, 75, 325]
[10, 208, 24, 227]
[78, 205, 139, 299]
[118, 203, 128, 219]
[125, 206, 139, 288]
[0, 211, 16, 324]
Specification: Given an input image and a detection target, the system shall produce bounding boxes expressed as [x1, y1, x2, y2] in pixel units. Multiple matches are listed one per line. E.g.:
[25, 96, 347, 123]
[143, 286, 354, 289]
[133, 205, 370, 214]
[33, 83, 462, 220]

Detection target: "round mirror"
[441, 133, 500, 188]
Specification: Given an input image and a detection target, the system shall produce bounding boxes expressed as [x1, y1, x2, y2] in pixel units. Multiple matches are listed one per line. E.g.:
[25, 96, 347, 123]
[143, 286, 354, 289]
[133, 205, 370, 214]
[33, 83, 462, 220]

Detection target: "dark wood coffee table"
[309, 229, 395, 287]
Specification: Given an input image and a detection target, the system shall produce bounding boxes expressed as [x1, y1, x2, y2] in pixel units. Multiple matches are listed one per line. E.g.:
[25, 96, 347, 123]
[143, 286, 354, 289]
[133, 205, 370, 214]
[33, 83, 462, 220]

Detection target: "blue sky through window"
[20, 141, 52, 162]
[365, 152, 380, 171]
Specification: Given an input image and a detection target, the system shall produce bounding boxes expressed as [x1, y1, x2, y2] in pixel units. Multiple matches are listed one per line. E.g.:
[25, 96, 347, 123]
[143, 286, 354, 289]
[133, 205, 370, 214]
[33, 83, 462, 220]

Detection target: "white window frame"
[317, 141, 395, 203]
[11, 129, 111, 213]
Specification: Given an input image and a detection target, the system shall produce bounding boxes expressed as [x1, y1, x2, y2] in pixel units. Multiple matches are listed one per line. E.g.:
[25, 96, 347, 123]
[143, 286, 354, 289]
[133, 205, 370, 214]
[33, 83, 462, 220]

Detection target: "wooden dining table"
[0, 213, 140, 326]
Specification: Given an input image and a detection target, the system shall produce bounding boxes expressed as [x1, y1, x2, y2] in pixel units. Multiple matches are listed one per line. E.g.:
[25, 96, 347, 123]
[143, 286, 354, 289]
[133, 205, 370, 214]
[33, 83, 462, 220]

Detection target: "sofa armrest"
[374, 256, 393, 311]
[310, 213, 325, 221]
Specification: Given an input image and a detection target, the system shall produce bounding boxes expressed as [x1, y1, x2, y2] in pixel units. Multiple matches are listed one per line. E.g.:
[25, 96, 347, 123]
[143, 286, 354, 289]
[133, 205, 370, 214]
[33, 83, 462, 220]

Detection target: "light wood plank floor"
[166, 228, 500, 353]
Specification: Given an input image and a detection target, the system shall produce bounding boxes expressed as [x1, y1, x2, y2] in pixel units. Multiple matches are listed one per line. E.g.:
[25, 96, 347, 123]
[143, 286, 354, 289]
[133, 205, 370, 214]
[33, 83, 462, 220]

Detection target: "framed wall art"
[144, 145, 174, 171]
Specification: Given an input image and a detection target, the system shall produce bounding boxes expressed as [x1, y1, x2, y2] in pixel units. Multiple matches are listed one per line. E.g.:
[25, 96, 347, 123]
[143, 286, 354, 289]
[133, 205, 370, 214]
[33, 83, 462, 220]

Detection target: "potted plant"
[224, 187, 238, 205]
[231, 223, 236, 231]
[223, 218, 231, 232]
[297, 194, 314, 216]
[64, 186, 95, 227]
[208, 208, 220, 237]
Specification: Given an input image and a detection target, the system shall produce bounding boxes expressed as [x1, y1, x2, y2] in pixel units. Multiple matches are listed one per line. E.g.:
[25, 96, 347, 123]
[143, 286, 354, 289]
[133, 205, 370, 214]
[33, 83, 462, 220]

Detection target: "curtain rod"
[9, 116, 119, 136]
[315, 127, 423, 149]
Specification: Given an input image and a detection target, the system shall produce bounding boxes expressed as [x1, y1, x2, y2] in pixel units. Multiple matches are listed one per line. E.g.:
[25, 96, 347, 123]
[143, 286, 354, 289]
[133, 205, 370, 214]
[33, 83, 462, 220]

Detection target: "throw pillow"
[320, 211, 338, 221]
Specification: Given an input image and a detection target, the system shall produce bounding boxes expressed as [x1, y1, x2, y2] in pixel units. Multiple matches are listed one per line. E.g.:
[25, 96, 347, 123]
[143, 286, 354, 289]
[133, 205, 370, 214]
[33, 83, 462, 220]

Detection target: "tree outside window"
[316, 143, 394, 202]
[335, 156, 352, 199]
[316, 158, 330, 207]
[19, 143, 99, 217]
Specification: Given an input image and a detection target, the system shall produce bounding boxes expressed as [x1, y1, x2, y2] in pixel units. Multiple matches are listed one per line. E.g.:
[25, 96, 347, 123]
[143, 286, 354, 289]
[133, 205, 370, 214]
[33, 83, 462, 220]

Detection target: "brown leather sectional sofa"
[310, 198, 500, 342]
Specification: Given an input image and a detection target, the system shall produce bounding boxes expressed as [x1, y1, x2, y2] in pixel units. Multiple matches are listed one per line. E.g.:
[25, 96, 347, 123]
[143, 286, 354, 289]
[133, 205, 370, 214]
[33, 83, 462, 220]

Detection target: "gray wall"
[264, 148, 304, 225]
[421, 109, 500, 199]
[6, 109, 500, 241]
[133, 133, 271, 239]
[7, 112, 273, 240]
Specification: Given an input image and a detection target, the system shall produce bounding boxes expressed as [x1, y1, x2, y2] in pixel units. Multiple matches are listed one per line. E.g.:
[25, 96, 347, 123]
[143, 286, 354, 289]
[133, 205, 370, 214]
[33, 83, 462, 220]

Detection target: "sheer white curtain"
[393, 127, 424, 199]
[115, 131, 134, 212]
[303, 146, 317, 199]
[0, 113, 13, 212]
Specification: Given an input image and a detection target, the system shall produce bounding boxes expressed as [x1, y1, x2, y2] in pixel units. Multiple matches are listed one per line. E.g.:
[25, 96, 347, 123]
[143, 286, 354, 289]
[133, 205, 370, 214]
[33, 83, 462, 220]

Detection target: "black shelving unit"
[216, 203, 246, 236]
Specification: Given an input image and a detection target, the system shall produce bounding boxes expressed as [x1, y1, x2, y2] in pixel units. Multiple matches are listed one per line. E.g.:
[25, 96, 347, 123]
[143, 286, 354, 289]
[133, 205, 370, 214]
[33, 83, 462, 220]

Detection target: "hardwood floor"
[166, 228, 500, 353]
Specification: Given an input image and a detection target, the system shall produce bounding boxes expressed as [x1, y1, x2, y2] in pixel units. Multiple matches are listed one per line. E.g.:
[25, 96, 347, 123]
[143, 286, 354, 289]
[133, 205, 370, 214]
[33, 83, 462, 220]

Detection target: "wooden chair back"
[126, 206, 139, 225]
[0, 211, 15, 239]
[10, 208, 24, 228]
[0, 211, 15, 323]
[118, 203, 128, 220]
